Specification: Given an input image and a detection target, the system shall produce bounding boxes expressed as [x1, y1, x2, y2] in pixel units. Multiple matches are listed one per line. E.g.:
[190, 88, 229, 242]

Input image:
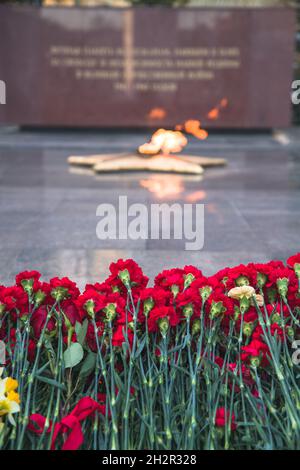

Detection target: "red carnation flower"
[265, 303, 289, 321]
[269, 268, 298, 298]
[182, 265, 203, 288]
[176, 288, 202, 321]
[60, 299, 82, 326]
[269, 267, 297, 283]
[227, 362, 255, 392]
[241, 338, 270, 367]
[154, 268, 185, 297]
[268, 260, 285, 270]
[27, 339, 37, 362]
[15, 270, 41, 292]
[33, 281, 52, 306]
[205, 292, 234, 320]
[287, 253, 300, 270]
[76, 289, 107, 318]
[252, 323, 286, 342]
[189, 276, 224, 301]
[85, 281, 112, 295]
[147, 306, 180, 333]
[31, 305, 56, 338]
[112, 323, 133, 347]
[213, 267, 230, 286]
[0, 286, 28, 318]
[50, 277, 80, 301]
[183, 265, 203, 278]
[138, 287, 172, 322]
[247, 263, 274, 288]
[109, 259, 149, 292]
[226, 264, 255, 290]
[215, 407, 236, 431]
[99, 293, 128, 325]
[86, 321, 105, 352]
[244, 306, 259, 323]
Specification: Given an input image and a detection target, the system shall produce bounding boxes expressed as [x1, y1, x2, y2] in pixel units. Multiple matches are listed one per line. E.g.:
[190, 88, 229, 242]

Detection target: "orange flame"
[139, 98, 229, 156]
[138, 128, 188, 155]
[207, 97, 228, 120]
[176, 119, 208, 141]
[147, 107, 167, 120]
[220, 98, 228, 108]
[183, 120, 208, 140]
[207, 108, 219, 120]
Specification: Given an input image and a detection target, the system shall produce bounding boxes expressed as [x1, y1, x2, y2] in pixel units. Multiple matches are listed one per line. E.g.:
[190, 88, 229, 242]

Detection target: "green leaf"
[64, 342, 84, 369]
[113, 371, 123, 393]
[79, 351, 97, 378]
[44, 339, 56, 360]
[75, 319, 88, 346]
[134, 336, 146, 359]
[35, 374, 66, 391]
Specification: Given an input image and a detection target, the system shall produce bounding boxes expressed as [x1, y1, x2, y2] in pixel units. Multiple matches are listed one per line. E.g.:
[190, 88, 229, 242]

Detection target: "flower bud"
[200, 286, 212, 302]
[20, 314, 29, 323]
[243, 322, 254, 337]
[84, 299, 95, 318]
[62, 312, 72, 331]
[158, 317, 169, 336]
[240, 296, 250, 314]
[192, 319, 201, 335]
[267, 287, 277, 304]
[250, 356, 261, 368]
[236, 275, 250, 287]
[183, 303, 193, 319]
[210, 301, 224, 319]
[118, 269, 130, 287]
[51, 286, 69, 302]
[256, 272, 267, 288]
[104, 303, 117, 322]
[287, 326, 294, 338]
[293, 263, 300, 279]
[271, 312, 281, 325]
[143, 298, 154, 317]
[276, 278, 288, 298]
[20, 278, 34, 294]
[184, 273, 194, 289]
[34, 289, 46, 307]
[171, 284, 179, 298]
[46, 328, 57, 339]
[233, 306, 240, 321]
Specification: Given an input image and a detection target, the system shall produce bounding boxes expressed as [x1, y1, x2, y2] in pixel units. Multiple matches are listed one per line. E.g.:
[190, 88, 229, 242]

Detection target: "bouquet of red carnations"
[0, 254, 300, 450]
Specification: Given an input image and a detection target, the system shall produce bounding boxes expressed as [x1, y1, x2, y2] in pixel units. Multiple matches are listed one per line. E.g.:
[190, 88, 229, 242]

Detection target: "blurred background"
[0, 0, 299, 287]
[1, 0, 299, 124]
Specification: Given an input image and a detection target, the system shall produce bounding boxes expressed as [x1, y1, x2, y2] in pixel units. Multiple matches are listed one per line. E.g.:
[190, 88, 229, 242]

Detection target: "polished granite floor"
[0, 126, 299, 288]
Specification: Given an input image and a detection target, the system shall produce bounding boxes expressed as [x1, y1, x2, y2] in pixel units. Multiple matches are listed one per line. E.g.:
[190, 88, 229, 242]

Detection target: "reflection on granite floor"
[0, 127, 299, 288]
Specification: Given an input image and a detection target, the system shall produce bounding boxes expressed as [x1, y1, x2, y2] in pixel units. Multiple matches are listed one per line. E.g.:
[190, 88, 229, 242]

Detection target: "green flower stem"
[123, 288, 138, 450]
[47, 316, 64, 449]
[17, 304, 56, 450]
[145, 319, 155, 448]
[253, 297, 300, 435]
[108, 321, 119, 450]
